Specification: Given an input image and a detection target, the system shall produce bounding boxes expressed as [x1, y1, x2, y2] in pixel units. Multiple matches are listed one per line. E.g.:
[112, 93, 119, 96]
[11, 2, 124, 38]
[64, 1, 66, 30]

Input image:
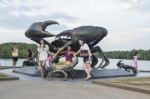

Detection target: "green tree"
[0, 42, 37, 59]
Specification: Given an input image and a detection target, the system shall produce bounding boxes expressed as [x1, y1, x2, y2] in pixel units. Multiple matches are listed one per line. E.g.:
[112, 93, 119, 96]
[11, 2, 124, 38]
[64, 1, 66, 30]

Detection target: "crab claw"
[56, 30, 73, 38]
[25, 20, 59, 38]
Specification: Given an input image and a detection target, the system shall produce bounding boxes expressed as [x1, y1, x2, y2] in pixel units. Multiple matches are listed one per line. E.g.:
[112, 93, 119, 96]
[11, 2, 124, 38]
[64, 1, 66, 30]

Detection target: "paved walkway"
[0, 69, 41, 80]
[0, 69, 150, 99]
[0, 80, 150, 99]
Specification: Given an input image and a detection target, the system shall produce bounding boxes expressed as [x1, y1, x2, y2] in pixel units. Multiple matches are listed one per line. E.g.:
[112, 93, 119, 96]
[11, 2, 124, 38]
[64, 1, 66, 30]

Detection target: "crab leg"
[92, 46, 110, 69]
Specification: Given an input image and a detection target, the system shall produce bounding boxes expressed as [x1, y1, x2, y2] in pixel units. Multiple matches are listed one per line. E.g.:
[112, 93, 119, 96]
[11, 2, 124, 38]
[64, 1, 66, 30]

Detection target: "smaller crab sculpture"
[25, 20, 110, 68]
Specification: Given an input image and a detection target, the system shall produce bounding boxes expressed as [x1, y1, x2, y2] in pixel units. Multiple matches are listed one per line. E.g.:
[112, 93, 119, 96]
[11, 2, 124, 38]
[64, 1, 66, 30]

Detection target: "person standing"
[12, 43, 19, 69]
[76, 39, 92, 80]
[37, 39, 49, 78]
[131, 52, 140, 74]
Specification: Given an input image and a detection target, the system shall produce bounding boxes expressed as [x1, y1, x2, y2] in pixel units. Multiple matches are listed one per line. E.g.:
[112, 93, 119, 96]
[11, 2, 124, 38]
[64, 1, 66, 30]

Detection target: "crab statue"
[25, 20, 110, 69]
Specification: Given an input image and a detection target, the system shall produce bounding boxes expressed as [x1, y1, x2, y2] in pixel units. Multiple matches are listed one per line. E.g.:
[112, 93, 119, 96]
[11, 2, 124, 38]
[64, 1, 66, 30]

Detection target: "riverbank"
[93, 77, 150, 94]
[0, 72, 19, 81]
[0, 66, 12, 70]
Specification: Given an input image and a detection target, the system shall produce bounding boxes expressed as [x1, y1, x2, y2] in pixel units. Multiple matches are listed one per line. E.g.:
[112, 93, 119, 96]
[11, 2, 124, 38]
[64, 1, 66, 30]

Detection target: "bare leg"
[42, 60, 47, 77]
[132, 67, 137, 74]
[87, 63, 92, 75]
[15, 61, 17, 67]
[85, 63, 92, 79]
[66, 61, 72, 65]
[12, 61, 14, 67]
[83, 63, 91, 79]
[39, 61, 44, 77]
[12, 61, 16, 69]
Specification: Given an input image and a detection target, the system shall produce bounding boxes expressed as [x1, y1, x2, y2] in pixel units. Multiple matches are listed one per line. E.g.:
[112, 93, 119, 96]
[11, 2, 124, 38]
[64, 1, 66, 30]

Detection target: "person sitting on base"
[23, 49, 35, 66]
[27, 49, 33, 61]
[53, 45, 75, 70]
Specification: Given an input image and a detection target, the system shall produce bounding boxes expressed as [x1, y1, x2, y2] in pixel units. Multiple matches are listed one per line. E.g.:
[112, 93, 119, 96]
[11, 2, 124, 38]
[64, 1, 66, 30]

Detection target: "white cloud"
[0, 0, 150, 51]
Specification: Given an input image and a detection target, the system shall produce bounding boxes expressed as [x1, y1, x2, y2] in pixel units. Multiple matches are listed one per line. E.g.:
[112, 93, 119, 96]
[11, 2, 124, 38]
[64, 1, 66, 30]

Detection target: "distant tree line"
[0, 42, 37, 59]
[0, 43, 149, 60]
[105, 49, 150, 60]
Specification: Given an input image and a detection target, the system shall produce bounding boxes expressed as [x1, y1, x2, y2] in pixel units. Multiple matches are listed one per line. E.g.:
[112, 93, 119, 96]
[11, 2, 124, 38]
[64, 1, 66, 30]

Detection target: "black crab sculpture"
[25, 20, 110, 69]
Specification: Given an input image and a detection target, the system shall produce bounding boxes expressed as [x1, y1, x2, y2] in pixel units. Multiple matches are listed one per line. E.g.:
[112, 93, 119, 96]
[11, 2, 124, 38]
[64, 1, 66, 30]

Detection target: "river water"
[0, 58, 150, 80]
[0, 58, 150, 71]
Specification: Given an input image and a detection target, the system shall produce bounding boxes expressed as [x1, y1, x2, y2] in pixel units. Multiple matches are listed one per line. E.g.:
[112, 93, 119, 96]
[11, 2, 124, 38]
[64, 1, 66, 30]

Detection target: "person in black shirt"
[27, 49, 33, 61]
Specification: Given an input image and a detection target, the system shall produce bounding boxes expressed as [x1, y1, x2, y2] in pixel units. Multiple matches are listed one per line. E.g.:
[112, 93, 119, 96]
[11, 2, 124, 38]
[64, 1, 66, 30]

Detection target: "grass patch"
[0, 74, 6, 78]
[0, 66, 11, 70]
[108, 77, 150, 88]
[93, 77, 150, 94]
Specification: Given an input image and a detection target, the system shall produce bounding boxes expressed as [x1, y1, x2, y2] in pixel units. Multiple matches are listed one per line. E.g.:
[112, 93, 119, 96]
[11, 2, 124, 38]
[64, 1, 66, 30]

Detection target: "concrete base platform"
[72, 69, 135, 78]
[13, 66, 40, 76]
[13, 66, 135, 78]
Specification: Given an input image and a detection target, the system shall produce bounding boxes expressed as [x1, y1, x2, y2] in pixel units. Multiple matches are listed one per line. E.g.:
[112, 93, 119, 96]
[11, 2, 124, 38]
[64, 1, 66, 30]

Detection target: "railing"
[0, 59, 11, 67]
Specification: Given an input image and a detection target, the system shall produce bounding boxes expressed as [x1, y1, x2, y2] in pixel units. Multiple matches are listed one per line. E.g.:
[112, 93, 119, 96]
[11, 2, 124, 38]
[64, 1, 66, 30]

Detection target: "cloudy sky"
[0, 0, 150, 51]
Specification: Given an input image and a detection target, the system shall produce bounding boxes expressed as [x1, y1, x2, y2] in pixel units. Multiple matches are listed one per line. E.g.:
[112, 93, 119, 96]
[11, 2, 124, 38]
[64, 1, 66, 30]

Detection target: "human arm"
[75, 49, 80, 56]
[84, 43, 92, 58]
[37, 46, 40, 52]
[88, 50, 92, 58]
[52, 46, 67, 61]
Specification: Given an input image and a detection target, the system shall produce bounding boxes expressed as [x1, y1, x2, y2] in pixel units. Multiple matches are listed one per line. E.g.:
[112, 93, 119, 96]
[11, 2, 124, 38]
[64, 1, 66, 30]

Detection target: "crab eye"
[59, 36, 71, 39]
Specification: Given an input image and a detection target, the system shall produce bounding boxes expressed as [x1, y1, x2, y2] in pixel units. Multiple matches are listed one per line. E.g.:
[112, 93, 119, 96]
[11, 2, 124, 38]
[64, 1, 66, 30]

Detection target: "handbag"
[80, 50, 89, 57]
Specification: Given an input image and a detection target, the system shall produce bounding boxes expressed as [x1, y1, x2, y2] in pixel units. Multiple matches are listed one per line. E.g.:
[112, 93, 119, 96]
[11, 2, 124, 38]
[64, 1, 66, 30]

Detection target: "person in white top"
[76, 39, 92, 80]
[37, 39, 49, 78]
